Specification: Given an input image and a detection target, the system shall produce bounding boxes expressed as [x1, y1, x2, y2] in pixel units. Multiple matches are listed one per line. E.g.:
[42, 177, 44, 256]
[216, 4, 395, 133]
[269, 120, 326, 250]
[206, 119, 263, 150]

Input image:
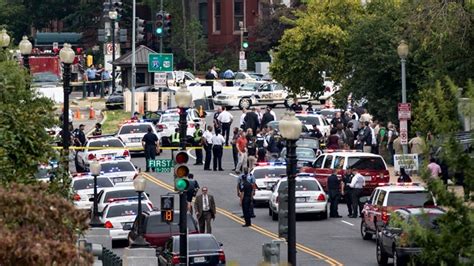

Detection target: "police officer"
[256, 129, 267, 162]
[327, 169, 343, 218]
[290, 98, 303, 112]
[211, 128, 225, 171]
[92, 123, 102, 136]
[193, 124, 203, 165]
[73, 124, 87, 172]
[343, 168, 354, 217]
[171, 128, 180, 147]
[142, 126, 159, 172]
[239, 174, 254, 227]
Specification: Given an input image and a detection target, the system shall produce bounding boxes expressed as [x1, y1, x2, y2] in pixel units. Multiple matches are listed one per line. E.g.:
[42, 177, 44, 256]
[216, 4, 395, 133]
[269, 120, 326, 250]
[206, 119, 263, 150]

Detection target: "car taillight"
[317, 194, 326, 202]
[73, 193, 81, 201]
[88, 154, 95, 160]
[171, 255, 180, 264]
[218, 250, 226, 263]
[123, 150, 130, 157]
[104, 221, 113, 229]
[381, 208, 389, 223]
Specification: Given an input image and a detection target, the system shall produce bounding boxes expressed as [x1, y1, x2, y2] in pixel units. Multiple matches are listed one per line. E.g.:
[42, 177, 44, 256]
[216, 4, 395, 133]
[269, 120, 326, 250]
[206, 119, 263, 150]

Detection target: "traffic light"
[160, 195, 174, 223]
[136, 17, 145, 42]
[242, 30, 249, 50]
[278, 189, 288, 239]
[112, 0, 123, 18]
[173, 151, 190, 192]
[155, 11, 164, 36]
[163, 12, 172, 35]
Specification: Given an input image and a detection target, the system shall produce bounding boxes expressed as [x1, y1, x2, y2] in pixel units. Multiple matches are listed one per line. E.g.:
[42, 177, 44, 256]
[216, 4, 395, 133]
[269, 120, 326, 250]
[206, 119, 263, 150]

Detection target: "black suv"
[376, 207, 445, 266]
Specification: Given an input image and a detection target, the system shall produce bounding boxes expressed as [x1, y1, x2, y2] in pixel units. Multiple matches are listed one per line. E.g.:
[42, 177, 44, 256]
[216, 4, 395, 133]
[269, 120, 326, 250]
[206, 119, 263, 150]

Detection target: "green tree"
[184, 19, 211, 72]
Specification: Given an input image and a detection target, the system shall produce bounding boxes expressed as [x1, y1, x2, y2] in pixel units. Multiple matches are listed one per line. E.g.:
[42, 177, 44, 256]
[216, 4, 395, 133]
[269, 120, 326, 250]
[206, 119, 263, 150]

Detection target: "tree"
[184, 19, 211, 72]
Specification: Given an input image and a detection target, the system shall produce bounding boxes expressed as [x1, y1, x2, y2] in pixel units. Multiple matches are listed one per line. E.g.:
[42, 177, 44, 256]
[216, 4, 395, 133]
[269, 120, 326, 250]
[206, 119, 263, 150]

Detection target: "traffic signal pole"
[160, 0, 163, 53]
[178, 107, 188, 265]
[131, 0, 136, 117]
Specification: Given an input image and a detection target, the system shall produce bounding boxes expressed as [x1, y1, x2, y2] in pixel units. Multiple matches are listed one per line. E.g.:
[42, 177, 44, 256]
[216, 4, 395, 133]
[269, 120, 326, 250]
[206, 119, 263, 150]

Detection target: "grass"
[102, 110, 131, 134]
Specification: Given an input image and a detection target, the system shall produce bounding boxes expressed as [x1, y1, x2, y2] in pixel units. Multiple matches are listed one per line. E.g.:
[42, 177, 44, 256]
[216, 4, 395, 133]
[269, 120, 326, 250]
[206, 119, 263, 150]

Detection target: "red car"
[299, 151, 390, 196]
[126, 211, 199, 248]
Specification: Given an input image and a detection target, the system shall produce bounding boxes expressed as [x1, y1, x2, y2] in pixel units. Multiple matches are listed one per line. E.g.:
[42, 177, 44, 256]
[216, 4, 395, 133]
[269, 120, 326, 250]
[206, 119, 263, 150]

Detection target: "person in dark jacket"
[244, 107, 260, 137]
[260, 107, 275, 129]
[397, 168, 412, 183]
[343, 169, 354, 217]
[327, 169, 343, 218]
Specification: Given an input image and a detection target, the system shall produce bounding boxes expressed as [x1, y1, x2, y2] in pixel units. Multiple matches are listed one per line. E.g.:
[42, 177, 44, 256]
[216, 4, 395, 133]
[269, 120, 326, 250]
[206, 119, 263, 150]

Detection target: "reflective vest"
[171, 132, 180, 143]
[194, 128, 203, 142]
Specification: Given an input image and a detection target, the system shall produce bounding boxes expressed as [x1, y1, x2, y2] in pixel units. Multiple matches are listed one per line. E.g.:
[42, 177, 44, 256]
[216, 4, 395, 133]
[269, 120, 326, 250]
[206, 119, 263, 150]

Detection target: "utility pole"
[160, 0, 163, 53]
[131, 0, 136, 116]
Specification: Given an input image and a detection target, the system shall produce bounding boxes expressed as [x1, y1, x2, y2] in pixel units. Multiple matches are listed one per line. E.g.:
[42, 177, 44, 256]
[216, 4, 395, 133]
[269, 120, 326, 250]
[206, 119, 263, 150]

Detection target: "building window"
[199, 2, 208, 37]
[234, 0, 244, 31]
[213, 0, 221, 33]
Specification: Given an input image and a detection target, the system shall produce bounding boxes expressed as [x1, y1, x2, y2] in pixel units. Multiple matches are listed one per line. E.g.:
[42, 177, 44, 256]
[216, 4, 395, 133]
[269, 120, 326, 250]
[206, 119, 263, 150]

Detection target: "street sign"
[394, 154, 419, 173]
[398, 103, 411, 120]
[105, 43, 120, 56]
[148, 159, 174, 172]
[148, 53, 173, 72]
[239, 51, 246, 60]
[239, 59, 247, 71]
[400, 119, 408, 145]
[53, 42, 59, 50]
[154, 72, 167, 87]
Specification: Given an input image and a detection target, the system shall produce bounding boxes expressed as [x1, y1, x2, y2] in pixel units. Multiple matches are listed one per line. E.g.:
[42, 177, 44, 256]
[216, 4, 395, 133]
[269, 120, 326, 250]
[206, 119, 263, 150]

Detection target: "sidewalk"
[69, 94, 106, 136]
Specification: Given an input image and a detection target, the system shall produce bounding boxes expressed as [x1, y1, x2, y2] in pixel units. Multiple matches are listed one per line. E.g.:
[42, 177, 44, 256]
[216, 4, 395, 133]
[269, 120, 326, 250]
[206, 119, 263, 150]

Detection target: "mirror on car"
[122, 224, 132, 231]
[387, 227, 403, 235]
[359, 196, 370, 204]
[146, 193, 150, 197]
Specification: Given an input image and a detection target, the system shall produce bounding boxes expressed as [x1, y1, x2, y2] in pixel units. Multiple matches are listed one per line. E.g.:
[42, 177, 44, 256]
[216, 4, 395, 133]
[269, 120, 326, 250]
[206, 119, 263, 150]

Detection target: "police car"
[117, 121, 161, 153]
[213, 82, 309, 110]
[71, 174, 115, 210]
[101, 201, 153, 240]
[95, 186, 153, 214]
[251, 162, 288, 205]
[268, 175, 328, 220]
[157, 109, 205, 146]
[76, 136, 131, 172]
[98, 159, 138, 184]
[295, 112, 331, 137]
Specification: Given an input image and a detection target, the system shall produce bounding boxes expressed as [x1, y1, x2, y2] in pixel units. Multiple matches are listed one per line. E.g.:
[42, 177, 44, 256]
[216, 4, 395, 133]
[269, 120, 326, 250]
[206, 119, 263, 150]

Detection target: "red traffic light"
[175, 151, 189, 164]
[165, 14, 171, 20]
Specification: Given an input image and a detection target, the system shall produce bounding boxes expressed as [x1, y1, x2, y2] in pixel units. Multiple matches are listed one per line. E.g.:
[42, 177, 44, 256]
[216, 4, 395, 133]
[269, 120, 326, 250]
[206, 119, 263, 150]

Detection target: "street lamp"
[131, 173, 150, 247]
[0, 29, 10, 48]
[109, 10, 118, 93]
[279, 111, 302, 266]
[19, 36, 32, 72]
[89, 160, 104, 227]
[174, 83, 193, 264]
[397, 40, 409, 154]
[59, 43, 75, 171]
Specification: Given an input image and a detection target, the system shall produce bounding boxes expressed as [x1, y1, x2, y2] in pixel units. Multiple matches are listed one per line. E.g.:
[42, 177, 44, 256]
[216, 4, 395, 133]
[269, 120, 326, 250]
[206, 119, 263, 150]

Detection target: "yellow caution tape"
[52, 145, 233, 151]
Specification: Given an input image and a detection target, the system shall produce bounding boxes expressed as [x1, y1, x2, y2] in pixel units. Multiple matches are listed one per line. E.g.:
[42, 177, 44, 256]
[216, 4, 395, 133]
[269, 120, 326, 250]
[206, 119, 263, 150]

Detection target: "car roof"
[100, 186, 135, 192]
[377, 185, 427, 192]
[321, 152, 382, 157]
[279, 177, 318, 182]
[99, 159, 132, 164]
[88, 136, 121, 142]
[120, 121, 154, 126]
[172, 233, 216, 241]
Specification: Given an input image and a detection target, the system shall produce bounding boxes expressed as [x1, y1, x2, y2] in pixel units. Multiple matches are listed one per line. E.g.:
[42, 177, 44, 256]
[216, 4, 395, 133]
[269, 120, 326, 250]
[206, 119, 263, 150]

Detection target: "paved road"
[110, 107, 384, 265]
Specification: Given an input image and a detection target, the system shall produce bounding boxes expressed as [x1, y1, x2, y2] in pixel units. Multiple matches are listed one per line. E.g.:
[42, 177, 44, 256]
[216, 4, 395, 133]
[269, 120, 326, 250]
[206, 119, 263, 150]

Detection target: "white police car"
[117, 121, 161, 153]
[101, 201, 153, 240]
[157, 109, 205, 146]
[295, 112, 331, 137]
[251, 162, 288, 205]
[95, 187, 153, 213]
[98, 159, 138, 184]
[76, 136, 131, 172]
[71, 174, 115, 210]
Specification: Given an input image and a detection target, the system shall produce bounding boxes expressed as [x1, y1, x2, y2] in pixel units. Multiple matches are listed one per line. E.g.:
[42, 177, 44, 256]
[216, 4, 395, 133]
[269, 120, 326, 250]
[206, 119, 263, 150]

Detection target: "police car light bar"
[256, 162, 286, 166]
[107, 196, 143, 203]
[324, 149, 363, 153]
[72, 172, 91, 177]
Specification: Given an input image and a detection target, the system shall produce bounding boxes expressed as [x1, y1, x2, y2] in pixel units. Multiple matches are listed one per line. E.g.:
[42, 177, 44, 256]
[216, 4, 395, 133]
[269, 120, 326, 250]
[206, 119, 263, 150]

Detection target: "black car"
[106, 90, 124, 110]
[157, 234, 226, 266]
[279, 146, 317, 168]
[376, 207, 445, 266]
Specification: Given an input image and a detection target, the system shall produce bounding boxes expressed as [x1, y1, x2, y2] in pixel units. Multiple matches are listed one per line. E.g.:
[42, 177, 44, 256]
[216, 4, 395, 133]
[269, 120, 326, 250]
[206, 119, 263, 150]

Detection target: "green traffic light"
[242, 42, 249, 49]
[156, 27, 163, 35]
[175, 178, 189, 191]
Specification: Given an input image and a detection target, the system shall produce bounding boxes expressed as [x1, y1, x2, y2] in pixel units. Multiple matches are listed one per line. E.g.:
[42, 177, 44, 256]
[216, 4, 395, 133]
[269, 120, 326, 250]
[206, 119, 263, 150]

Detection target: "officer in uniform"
[256, 130, 267, 162]
[239, 174, 254, 227]
[193, 124, 203, 165]
[142, 126, 159, 172]
[327, 169, 343, 218]
[290, 99, 303, 112]
[171, 128, 180, 147]
[343, 168, 354, 217]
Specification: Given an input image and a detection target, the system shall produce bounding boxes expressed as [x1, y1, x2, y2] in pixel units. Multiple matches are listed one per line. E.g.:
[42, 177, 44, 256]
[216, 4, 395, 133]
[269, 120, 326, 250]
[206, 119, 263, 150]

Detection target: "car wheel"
[224, 106, 233, 111]
[393, 248, 407, 266]
[376, 239, 389, 265]
[284, 97, 294, 108]
[361, 220, 373, 240]
[271, 208, 278, 221]
[239, 98, 251, 110]
[320, 209, 328, 220]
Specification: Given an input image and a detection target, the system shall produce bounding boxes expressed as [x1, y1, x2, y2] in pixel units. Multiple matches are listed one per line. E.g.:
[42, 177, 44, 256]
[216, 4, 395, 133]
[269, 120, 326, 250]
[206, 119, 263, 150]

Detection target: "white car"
[98, 159, 138, 184]
[76, 136, 131, 172]
[117, 121, 161, 153]
[101, 201, 153, 240]
[233, 72, 265, 86]
[295, 113, 331, 137]
[72, 174, 115, 210]
[318, 79, 340, 104]
[95, 187, 153, 214]
[319, 108, 344, 124]
[251, 163, 288, 204]
[157, 109, 205, 146]
[268, 176, 328, 220]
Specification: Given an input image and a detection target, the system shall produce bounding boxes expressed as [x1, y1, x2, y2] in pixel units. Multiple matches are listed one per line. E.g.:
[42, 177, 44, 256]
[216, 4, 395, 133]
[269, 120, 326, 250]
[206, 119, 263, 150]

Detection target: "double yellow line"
[141, 172, 343, 266]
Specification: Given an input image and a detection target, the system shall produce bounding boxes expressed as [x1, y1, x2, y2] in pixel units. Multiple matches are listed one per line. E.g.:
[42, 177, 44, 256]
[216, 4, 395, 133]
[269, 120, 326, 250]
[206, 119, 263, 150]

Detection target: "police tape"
[71, 79, 112, 86]
[51, 145, 233, 151]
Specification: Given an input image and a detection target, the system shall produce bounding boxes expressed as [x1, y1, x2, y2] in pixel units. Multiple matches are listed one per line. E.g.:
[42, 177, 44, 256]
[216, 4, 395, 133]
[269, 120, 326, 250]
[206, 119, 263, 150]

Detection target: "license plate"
[193, 257, 205, 263]
[364, 176, 372, 181]
[296, 197, 306, 203]
[131, 138, 141, 143]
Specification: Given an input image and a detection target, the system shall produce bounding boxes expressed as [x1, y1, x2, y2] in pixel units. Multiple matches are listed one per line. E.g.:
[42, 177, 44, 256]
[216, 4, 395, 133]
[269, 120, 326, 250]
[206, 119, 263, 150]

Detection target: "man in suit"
[194, 187, 216, 233]
[244, 107, 260, 137]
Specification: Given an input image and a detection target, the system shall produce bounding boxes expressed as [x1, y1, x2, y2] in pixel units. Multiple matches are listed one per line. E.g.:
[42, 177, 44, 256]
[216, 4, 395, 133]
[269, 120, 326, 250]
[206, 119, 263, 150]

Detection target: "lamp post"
[397, 40, 409, 155]
[19, 36, 32, 72]
[89, 160, 104, 227]
[59, 43, 75, 171]
[109, 10, 118, 93]
[131, 173, 150, 247]
[0, 29, 10, 60]
[279, 111, 302, 266]
[175, 83, 193, 264]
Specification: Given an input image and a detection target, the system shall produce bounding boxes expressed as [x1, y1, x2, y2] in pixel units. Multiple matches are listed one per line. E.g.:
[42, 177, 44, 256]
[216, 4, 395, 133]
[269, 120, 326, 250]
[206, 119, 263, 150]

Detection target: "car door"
[370, 190, 386, 231]
[363, 189, 379, 227]
[318, 155, 333, 191]
[258, 83, 275, 104]
[271, 83, 286, 103]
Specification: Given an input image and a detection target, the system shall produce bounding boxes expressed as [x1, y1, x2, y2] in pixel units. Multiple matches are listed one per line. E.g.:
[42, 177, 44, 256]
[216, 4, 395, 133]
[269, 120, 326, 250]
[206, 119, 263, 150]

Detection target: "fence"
[100, 247, 122, 266]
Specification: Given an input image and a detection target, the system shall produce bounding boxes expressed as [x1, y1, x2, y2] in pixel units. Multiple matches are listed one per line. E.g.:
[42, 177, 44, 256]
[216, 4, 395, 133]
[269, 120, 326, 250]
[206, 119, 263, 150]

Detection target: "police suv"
[117, 120, 161, 153]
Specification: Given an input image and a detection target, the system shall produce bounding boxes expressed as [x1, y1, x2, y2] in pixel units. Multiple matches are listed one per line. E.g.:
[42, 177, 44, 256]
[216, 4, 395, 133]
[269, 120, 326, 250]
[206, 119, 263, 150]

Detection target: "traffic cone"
[74, 109, 80, 119]
[89, 106, 95, 120]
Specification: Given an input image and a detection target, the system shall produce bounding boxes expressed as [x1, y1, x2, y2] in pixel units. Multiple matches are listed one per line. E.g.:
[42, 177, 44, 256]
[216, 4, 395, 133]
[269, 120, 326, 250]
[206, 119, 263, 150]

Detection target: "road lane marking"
[186, 149, 197, 159]
[229, 173, 238, 178]
[141, 172, 343, 266]
[341, 220, 354, 226]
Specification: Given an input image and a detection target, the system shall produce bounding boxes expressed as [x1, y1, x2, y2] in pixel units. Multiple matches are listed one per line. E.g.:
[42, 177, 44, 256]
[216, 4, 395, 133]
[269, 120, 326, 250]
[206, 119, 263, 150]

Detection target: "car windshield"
[161, 115, 180, 123]
[387, 191, 434, 207]
[347, 157, 386, 171]
[240, 83, 259, 91]
[267, 121, 279, 130]
[278, 180, 320, 192]
[297, 139, 319, 149]
[146, 215, 196, 233]
[88, 139, 124, 149]
[320, 110, 337, 119]
[101, 161, 135, 173]
[119, 125, 150, 134]
[32, 72, 60, 83]
[296, 148, 316, 159]
[104, 190, 145, 202]
[296, 116, 321, 126]
[145, 112, 161, 119]
[106, 203, 149, 218]
[252, 167, 287, 179]
[73, 178, 114, 190]
[409, 213, 443, 229]
[174, 236, 219, 252]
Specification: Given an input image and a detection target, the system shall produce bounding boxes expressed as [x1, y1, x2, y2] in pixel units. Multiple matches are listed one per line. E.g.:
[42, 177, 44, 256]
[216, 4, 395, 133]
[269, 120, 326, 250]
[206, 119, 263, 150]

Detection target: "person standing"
[290, 98, 303, 112]
[327, 169, 343, 218]
[343, 169, 354, 217]
[205, 66, 217, 97]
[369, 122, 378, 154]
[85, 64, 97, 97]
[142, 126, 159, 172]
[194, 187, 216, 233]
[244, 107, 260, 137]
[255, 129, 267, 163]
[306, 102, 314, 112]
[170, 128, 180, 147]
[246, 134, 258, 172]
[386, 123, 398, 164]
[211, 128, 225, 171]
[193, 124, 204, 165]
[239, 108, 247, 129]
[409, 131, 425, 166]
[73, 124, 87, 172]
[397, 168, 412, 183]
[327, 128, 340, 149]
[358, 121, 372, 153]
[92, 122, 102, 136]
[217, 106, 233, 146]
[235, 131, 248, 174]
[231, 127, 240, 171]
[348, 169, 365, 218]
[186, 174, 200, 215]
[260, 107, 275, 129]
[213, 107, 222, 131]
[345, 122, 355, 149]
[330, 112, 343, 129]
[203, 126, 214, 171]
[239, 174, 254, 227]
[427, 158, 442, 179]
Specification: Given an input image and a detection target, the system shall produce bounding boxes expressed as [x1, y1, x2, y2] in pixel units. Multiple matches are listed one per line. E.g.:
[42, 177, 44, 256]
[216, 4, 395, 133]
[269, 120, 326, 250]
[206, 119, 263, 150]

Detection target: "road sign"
[105, 43, 120, 56]
[239, 59, 247, 71]
[400, 119, 408, 145]
[53, 42, 59, 50]
[398, 103, 411, 120]
[148, 53, 173, 72]
[394, 154, 419, 172]
[239, 51, 246, 60]
[154, 72, 167, 87]
[148, 159, 174, 173]
[160, 195, 174, 223]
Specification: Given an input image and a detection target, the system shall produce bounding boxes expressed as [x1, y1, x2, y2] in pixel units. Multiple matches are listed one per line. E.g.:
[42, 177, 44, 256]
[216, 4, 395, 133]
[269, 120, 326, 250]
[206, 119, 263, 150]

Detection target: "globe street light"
[19, 36, 32, 72]
[109, 10, 118, 93]
[131, 173, 150, 247]
[0, 29, 10, 48]
[279, 111, 302, 266]
[59, 43, 75, 171]
[397, 40, 409, 155]
[89, 159, 104, 227]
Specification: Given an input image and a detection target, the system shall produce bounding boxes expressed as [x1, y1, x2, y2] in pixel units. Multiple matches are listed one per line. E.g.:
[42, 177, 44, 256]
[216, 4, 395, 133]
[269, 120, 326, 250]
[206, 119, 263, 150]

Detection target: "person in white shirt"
[370, 123, 378, 154]
[348, 169, 365, 218]
[217, 107, 233, 146]
[202, 126, 214, 170]
[211, 128, 225, 171]
[240, 108, 247, 129]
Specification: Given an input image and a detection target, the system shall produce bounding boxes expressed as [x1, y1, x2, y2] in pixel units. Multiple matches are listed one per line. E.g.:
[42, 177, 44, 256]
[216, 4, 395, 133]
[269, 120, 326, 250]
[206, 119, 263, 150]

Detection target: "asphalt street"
[112, 106, 383, 265]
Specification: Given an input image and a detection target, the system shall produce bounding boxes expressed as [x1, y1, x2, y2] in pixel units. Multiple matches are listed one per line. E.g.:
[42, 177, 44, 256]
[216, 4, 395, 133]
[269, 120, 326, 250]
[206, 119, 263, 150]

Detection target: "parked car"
[106, 90, 124, 110]
[279, 147, 317, 169]
[101, 201, 153, 240]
